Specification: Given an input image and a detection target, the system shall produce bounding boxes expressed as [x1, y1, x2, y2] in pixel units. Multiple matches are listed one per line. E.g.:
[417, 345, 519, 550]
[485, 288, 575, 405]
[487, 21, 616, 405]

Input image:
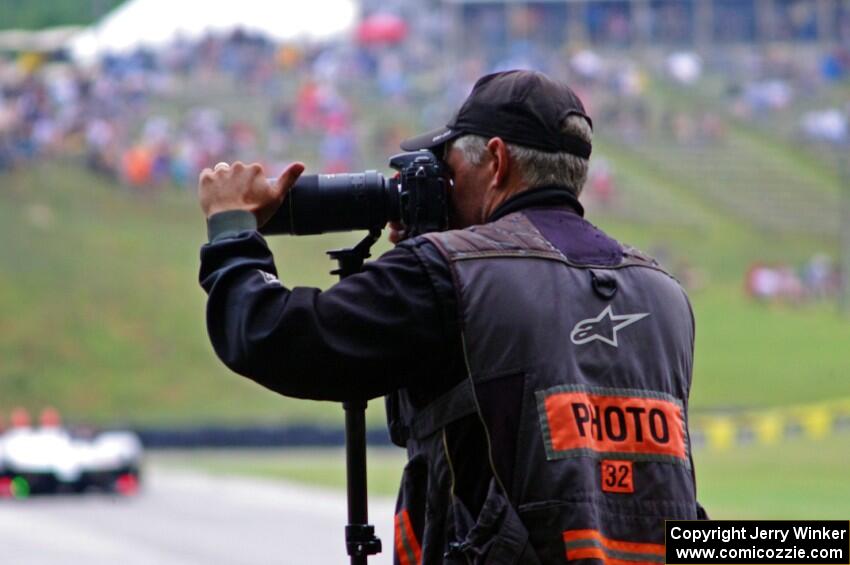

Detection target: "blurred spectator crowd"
[0, 31, 361, 188]
[714, 47, 850, 144]
[0, 22, 478, 188]
[0, 3, 847, 192]
[746, 254, 841, 304]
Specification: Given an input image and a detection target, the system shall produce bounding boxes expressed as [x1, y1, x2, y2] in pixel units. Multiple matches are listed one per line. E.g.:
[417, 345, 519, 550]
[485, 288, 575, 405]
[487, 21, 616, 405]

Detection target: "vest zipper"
[442, 427, 457, 496]
[442, 428, 473, 565]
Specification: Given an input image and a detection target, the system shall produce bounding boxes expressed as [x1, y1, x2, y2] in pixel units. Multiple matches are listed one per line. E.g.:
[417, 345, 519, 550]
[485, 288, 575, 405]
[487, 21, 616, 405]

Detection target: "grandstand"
[441, 0, 850, 48]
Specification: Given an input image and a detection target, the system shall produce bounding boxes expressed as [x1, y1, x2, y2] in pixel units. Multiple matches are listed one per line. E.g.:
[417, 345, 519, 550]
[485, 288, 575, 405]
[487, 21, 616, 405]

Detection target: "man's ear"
[486, 137, 510, 189]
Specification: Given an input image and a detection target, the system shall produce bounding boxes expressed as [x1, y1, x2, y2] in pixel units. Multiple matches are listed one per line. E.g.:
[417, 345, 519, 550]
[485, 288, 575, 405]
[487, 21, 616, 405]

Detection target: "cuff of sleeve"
[207, 210, 258, 243]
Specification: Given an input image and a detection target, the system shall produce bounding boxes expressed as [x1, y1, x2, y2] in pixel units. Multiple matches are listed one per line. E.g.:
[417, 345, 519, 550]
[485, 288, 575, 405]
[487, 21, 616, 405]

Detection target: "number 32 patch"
[601, 459, 634, 493]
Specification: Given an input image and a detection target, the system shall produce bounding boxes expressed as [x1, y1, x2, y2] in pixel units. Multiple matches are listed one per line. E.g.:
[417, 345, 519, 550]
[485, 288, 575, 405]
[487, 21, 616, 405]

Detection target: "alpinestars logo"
[570, 305, 650, 347]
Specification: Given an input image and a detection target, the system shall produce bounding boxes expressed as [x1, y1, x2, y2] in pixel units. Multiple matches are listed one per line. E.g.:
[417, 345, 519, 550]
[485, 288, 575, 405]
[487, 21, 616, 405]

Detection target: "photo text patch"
[536, 384, 689, 466]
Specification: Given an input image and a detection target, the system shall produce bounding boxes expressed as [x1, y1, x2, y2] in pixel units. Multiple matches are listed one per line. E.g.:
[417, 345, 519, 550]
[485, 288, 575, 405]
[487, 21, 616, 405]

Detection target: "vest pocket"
[447, 477, 542, 565]
[518, 499, 695, 563]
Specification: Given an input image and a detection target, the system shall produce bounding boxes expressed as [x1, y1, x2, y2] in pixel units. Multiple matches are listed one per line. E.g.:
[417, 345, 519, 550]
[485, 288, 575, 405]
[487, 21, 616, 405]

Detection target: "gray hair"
[451, 115, 592, 196]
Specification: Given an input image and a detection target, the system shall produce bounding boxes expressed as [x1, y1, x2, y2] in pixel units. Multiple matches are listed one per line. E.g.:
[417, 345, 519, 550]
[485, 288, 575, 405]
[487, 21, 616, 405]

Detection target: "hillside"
[2, 149, 849, 426]
[1, 161, 385, 425]
[2, 58, 850, 425]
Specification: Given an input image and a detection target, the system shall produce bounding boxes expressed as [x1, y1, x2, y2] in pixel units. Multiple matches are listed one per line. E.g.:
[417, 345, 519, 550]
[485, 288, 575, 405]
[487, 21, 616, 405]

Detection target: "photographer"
[198, 70, 705, 564]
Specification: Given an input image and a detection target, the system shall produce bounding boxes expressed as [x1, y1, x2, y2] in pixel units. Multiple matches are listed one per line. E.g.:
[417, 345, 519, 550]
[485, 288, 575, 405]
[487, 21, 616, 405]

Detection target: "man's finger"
[272, 162, 306, 200]
[199, 168, 214, 185]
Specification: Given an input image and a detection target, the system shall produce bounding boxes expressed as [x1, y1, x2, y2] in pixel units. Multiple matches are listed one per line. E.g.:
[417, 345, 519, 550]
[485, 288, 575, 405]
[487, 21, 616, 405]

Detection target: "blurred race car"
[0, 408, 142, 497]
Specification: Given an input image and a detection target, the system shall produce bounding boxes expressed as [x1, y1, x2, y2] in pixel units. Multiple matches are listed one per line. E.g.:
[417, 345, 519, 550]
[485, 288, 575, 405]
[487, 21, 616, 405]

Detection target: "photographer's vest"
[388, 210, 701, 565]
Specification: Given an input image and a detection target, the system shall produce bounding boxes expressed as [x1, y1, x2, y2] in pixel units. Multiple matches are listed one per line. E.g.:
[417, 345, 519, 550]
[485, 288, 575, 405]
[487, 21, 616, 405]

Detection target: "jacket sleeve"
[199, 231, 455, 402]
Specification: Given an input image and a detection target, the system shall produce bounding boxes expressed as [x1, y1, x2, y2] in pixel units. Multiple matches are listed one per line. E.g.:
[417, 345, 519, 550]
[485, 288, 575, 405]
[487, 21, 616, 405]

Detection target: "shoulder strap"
[408, 379, 478, 440]
[422, 212, 562, 262]
[424, 212, 672, 278]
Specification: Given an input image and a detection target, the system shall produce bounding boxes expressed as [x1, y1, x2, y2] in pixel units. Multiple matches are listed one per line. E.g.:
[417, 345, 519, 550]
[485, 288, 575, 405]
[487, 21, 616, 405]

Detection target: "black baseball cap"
[400, 69, 593, 158]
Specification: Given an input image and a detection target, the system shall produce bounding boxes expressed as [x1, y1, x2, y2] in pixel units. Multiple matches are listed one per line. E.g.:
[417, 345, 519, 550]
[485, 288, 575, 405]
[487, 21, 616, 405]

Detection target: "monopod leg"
[343, 400, 381, 565]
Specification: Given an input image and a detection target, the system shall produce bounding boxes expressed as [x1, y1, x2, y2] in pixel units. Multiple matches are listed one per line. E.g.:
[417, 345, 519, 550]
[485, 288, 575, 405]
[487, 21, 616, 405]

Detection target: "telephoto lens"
[260, 171, 400, 235]
[260, 151, 449, 237]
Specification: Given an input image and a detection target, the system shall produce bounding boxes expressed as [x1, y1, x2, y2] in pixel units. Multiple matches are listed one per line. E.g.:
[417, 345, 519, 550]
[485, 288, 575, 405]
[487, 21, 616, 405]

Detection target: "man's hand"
[198, 161, 305, 226]
[387, 221, 407, 245]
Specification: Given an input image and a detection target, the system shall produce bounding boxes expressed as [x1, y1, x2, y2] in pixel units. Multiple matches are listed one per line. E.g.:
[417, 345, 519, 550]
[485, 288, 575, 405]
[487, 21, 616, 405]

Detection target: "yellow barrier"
[690, 397, 850, 450]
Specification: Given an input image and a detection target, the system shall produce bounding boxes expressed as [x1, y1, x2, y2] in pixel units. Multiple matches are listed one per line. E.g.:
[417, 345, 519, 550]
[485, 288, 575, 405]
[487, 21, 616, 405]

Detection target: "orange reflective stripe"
[563, 529, 666, 564]
[569, 547, 608, 560]
[394, 513, 409, 565]
[569, 554, 660, 565]
[401, 510, 422, 563]
[394, 509, 421, 565]
[564, 529, 665, 555]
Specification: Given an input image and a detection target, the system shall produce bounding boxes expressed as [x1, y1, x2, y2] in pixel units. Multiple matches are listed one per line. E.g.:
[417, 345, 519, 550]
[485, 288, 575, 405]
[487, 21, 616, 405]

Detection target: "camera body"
[390, 151, 450, 237]
[260, 150, 450, 237]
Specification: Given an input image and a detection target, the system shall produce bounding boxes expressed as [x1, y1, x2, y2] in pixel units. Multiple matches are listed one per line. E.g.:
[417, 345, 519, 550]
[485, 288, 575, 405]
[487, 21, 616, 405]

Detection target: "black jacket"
[200, 186, 583, 400]
[200, 186, 585, 514]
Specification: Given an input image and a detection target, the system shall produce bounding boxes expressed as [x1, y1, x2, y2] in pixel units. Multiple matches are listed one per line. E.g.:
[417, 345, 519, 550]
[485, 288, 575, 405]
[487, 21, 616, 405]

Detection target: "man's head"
[400, 70, 593, 227]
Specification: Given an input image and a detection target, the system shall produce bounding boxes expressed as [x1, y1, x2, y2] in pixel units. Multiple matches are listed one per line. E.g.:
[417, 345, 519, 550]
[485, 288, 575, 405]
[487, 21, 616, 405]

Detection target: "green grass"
[153, 432, 850, 518]
[693, 433, 850, 518]
[690, 286, 850, 409]
[2, 150, 849, 425]
[0, 161, 389, 425]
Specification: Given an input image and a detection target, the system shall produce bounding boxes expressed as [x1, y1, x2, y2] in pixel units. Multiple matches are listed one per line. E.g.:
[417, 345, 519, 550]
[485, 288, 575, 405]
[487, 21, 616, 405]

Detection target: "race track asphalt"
[0, 466, 396, 564]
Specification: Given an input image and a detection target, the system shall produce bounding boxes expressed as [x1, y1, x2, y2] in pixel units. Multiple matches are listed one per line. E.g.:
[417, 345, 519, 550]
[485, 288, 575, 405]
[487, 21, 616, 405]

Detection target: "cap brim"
[400, 126, 462, 152]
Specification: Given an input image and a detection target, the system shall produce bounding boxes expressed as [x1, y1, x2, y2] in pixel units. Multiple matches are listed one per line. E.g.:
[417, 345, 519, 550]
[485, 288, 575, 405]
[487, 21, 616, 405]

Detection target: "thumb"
[272, 162, 306, 201]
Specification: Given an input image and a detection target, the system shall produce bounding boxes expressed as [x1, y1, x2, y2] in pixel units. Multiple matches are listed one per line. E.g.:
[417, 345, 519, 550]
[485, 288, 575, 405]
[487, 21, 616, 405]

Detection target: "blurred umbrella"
[356, 13, 408, 45]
